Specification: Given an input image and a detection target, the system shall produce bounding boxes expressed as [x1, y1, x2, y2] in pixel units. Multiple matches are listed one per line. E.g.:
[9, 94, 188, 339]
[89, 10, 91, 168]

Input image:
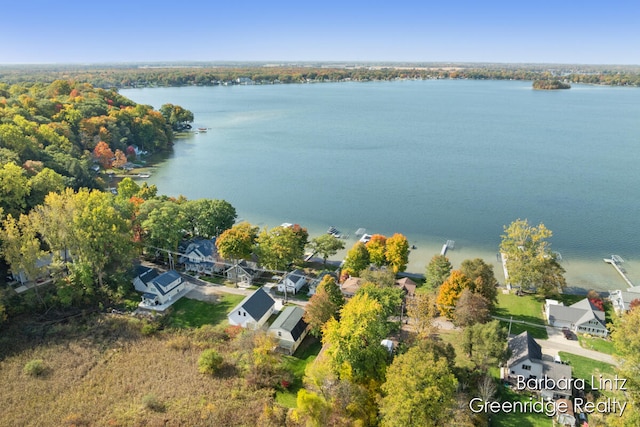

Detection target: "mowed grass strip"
[276, 337, 322, 408]
[494, 293, 548, 339]
[168, 294, 245, 328]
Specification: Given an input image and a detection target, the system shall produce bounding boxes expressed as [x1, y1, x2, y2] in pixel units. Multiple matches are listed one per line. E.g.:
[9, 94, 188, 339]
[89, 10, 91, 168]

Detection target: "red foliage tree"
[93, 141, 114, 169]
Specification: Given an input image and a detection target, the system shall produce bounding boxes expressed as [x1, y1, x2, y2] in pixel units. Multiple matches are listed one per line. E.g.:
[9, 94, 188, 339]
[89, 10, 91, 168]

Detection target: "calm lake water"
[121, 80, 640, 292]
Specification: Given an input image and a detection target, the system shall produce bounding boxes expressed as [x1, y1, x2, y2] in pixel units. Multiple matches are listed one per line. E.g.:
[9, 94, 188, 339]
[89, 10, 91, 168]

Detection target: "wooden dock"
[440, 240, 455, 256]
[604, 255, 634, 288]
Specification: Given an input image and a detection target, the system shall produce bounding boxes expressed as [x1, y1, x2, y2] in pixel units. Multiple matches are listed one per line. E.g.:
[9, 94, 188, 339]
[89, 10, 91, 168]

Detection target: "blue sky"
[2, 0, 638, 65]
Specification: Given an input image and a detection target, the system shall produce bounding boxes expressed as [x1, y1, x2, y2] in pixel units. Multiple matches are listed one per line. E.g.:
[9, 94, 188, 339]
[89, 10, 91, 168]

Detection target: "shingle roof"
[136, 265, 159, 284]
[508, 331, 542, 366]
[150, 270, 182, 296]
[237, 287, 275, 320]
[270, 306, 307, 341]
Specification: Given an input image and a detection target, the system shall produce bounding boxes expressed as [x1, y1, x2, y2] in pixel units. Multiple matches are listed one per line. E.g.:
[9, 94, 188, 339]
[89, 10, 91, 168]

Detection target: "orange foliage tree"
[436, 270, 472, 318]
[93, 141, 114, 169]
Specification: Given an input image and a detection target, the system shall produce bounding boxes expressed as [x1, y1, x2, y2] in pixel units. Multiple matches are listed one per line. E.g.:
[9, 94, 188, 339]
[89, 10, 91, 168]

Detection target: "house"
[545, 298, 608, 337]
[340, 277, 364, 298]
[395, 277, 417, 298]
[138, 269, 188, 307]
[307, 271, 336, 296]
[268, 306, 309, 354]
[226, 260, 261, 287]
[11, 249, 72, 285]
[609, 286, 640, 314]
[180, 238, 225, 276]
[228, 287, 276, 329]
[504, 331, 572, 400]
[277, 269, 307, 295]
[133, 265, 159, 292]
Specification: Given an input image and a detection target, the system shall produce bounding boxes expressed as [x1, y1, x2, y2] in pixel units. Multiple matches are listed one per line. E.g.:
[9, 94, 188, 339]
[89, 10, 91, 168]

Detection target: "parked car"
[562, 328, 576, 340]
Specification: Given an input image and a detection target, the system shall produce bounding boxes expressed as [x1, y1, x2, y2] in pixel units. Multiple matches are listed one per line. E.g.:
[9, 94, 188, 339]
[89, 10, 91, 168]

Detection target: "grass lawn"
[198, 276, 226, 285]
[557, 352, 616, 381]
[275, 336, 322, 408]
[489, 385, 552, 427]
[578, 335, 616, 355]
[167, 294, 245, 328]
[494, 293, 548, 339]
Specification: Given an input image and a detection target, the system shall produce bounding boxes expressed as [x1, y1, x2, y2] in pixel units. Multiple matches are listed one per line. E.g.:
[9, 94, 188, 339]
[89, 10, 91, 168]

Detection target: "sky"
[2, 0, 639, 65]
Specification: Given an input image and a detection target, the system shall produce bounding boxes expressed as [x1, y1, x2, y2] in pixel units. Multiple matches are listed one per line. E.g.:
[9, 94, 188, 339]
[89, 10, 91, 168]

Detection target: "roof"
[508, 331, 542, 366]
[542, 360, 573, 393]
[150, 270, 182, 296]
[226, 260, 258, 276]
[341, 277, 364, 295]
[548, 298, 606, 328]
[235, 287, 275, 320]
[270, 306, 307, 341]
[136, 265, 159, 284]
[286, 269, 306, 284]
[182, 238, 218, 260]
[395, 277, 417, 296]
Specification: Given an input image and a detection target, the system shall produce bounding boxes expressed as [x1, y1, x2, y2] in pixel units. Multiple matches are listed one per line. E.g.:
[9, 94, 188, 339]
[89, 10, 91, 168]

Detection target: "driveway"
[540, 326, 617, 365]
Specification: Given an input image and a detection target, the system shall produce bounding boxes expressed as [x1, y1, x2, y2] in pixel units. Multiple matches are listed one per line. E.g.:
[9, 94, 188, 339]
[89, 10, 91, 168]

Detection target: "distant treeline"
[1, 63, 639, 88]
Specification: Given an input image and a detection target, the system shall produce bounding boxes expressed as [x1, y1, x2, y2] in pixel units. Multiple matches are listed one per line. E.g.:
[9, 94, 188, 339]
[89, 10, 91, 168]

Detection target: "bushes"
[23, 359, 46, 377]
[198, 349, 223, 375]
[141, 393, 165, 412]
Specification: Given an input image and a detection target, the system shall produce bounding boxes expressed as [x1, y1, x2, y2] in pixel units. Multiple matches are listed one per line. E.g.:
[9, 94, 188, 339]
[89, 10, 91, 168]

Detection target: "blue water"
[121, 80, 640, 290]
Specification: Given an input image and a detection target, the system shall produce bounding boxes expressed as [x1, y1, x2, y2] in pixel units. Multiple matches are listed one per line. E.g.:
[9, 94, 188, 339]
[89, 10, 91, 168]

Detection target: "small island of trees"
[532, 79, 571, 90]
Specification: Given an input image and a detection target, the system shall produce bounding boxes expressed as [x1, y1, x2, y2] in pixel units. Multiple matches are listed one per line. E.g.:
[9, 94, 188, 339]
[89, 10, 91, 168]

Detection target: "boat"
[327, 226, 341, 238]
[137, 173, 151, 178]
[198, 127, 207, 132]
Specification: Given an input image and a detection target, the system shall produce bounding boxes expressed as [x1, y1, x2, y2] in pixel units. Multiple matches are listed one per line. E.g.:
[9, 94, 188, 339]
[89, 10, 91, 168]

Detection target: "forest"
[1, 63, 639, 89]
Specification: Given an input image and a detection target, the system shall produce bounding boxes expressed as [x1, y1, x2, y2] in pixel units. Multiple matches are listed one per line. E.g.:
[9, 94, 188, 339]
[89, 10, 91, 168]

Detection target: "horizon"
[2, 1, 639, 66]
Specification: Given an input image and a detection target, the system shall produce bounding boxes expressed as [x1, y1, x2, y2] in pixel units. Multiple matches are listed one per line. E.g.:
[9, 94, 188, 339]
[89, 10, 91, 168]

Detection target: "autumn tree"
[317, 275, 345, 310]
[93, 141, 114, 169]
[385, 233, 409, 273]
[453, 289, 491, 327]
[141, 200, 187, 254]
[112, 149, 128, 169]
[436, 270, 472, 317]
[0, 162, 31, 218]
[425, 254, 452, 291]
[322, 293, 389, 383]
[215, 221, 258, 262]
[380, 345, 458, 427]
[0, 213, 46, 285]
[307, 234, 345, 266]
[342, 242, 370, 276]
[500, 219, 565, 295]
[365, 234, 387, 267]
[356, 282, 404, 318]
[256, 225, 305, 271]
[407, 292, 438, 338]
[460, 258, 498, 307]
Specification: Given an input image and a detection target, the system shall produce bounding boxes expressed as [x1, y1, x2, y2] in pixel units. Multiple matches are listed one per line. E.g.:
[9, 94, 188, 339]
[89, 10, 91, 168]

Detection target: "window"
[238, 311, 241, 316]
[278, 332, 281, 337]
[243, 312, 246, 316]
[522, 364, 531, 371]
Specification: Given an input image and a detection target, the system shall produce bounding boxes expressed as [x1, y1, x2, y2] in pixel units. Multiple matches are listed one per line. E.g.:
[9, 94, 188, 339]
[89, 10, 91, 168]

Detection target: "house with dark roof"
[228, 287, 276, 329]
[504, 331, 572, 400]
[277, 269, 307, 295]
[226, 260, 261, 287]
[307, 271, 336, 296]
[545, 298, 608, 337]
[133, 266, 189, 308]
[268, 306, 309, 354]
[179, 238, 225, 276]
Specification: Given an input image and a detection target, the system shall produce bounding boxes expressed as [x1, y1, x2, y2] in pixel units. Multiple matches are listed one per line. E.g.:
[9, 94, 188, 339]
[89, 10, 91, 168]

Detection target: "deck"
[604, 255, 634, 288]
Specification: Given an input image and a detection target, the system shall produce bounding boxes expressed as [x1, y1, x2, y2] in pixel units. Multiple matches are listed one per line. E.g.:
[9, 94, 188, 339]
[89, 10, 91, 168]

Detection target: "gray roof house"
[228, 287, 276, 329]
[505, 331, 573, 400]
[277, 269, 307, 295]
[545, 298, 608, 337]
[268, 306, 309, 354]
[134, 267, 190, 309]
[226, 260, 261, 287]
[179, 238, 225, 275]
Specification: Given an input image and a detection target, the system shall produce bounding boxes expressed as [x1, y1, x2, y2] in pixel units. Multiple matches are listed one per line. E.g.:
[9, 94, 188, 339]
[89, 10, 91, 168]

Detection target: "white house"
[277, 269, 307, 295]
[228, 287, 276, 329]
[133, 266, 189, 308]
[179, 238, 224, 276]
[268, 306, 308, 355]
[505, 331, 572, 401]
[307, 271, 335, 296]
[609, 286, 640, 314]
[226, 260, 261, 287]
[544, 298, 608, 337]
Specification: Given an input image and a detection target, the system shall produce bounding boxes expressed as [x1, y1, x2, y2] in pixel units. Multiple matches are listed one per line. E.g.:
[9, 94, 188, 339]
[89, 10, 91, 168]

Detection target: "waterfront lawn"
[275, 337, 322, 408]
[167, 294, 245, 328]
[578, 335, 616, 355]
[494, 293, 548, 339]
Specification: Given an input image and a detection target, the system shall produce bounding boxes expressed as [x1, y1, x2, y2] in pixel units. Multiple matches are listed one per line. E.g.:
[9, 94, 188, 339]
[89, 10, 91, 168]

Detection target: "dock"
[440, 240, 455, 256]
[604, 255, 634, 288]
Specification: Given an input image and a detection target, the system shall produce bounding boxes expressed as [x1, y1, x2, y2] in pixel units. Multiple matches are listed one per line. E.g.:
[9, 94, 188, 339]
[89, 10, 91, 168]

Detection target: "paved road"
[540, 326, 617, 365]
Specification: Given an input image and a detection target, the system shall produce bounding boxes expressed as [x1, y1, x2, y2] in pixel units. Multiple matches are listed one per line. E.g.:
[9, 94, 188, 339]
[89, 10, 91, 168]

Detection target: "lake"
[121, 80, 640, 292]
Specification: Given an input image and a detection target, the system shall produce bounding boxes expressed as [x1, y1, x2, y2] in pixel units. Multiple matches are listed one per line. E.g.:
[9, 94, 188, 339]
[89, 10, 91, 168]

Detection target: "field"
[0, 296, 282, 426]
